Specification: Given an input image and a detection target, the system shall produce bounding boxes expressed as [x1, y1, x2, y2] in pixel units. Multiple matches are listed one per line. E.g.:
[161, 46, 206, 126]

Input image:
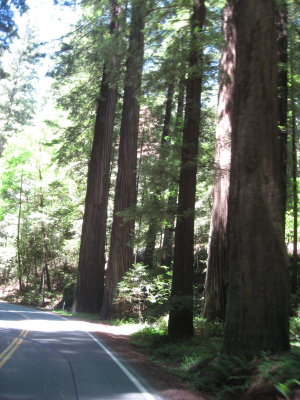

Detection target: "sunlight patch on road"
[0, 316, 143, 335]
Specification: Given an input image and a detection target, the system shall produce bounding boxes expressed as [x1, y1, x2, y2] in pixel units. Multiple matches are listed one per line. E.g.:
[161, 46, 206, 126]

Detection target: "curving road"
[0, 301, 161, 400]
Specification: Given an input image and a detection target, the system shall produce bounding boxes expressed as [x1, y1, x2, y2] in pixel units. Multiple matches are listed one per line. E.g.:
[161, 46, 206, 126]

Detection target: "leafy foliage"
[131, 318, 223, 369]
[0, 6, 299, 400]
[0, 0, 28, 51]
[116, 263, 172, 322]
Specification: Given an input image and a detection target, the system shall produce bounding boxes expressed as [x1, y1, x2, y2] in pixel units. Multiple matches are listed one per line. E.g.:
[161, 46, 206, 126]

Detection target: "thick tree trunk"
[223, 0, 290, 356]
[168, 0, 205, 338]
[100, 0, 146, 319]
[73, 1, 122, 313]
[202, 3, 235, 322]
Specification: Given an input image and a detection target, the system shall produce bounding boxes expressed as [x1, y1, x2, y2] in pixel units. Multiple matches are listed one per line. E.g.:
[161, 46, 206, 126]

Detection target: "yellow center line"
[0, 312, 30, 369]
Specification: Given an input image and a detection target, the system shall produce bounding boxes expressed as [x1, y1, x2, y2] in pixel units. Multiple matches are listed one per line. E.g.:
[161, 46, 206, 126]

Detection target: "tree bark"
[223, 0, 290, 356]
[168, 0, 205, 338]
[73, 0, 122, 313]
[100, 0, 146, 319]
[202, 3, 235, 322]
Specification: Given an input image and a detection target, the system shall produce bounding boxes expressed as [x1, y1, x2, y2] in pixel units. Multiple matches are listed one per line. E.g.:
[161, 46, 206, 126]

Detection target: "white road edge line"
[86, 331, 159, 400]
[50, 311, 160, 400]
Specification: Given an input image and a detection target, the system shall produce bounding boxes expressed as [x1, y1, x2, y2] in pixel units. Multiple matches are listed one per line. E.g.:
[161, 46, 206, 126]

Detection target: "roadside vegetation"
[129, 316, 300, 400]
[2, 282, 300, 400]
[1, 1, 300, 400]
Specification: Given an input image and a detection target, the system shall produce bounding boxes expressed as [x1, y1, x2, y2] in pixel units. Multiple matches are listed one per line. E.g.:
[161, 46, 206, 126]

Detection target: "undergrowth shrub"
[131, 318, 300, 400]
[190, 351, 300, 400]
[131, 319, 223, 369]
[290, 317, 300, 343]
[115, 263, 172, 322]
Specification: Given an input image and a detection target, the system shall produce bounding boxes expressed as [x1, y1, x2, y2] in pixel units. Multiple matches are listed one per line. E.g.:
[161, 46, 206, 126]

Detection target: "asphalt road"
[0, 301, 160, 400]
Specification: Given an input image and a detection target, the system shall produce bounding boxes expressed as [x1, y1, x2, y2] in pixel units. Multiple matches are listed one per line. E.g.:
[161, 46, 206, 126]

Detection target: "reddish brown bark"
[223, 0, 290, 356]
[168, 0, 205, 338]
[73, 1, 122, 313]
[203, 3, 235, 322]
[100, 0, 146, 319]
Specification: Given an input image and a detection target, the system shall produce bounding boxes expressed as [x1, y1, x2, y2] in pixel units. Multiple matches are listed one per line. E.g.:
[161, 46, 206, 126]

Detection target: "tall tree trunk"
[144, 220, 158, 268]
[290, 59, 298, 294]
[223, 0, 290, 357]
[73, 0, 122, 313]
[144, 83, 175, 268]
[168, 0, 205, 338]
[41, 221, 51, 292]
[202, 3, 235, 322]
[291, 106, 298, 294]
[276, 0, 288, 227]
[100, 0, 146, 319]
[38, 166, 51, 294]
[17, 172, 23, 291]
[161, 79, 185, 267]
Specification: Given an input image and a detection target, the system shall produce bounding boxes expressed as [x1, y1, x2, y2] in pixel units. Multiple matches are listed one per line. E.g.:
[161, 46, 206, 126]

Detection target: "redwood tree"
[223, 0, 290, 356]
[144, 82, 175, 268]
[161, 78, 185, 267]
[168, 0, 206, 338]
[73, 0, 122, 313]
[202, 3, 235, 322]
[100, 0, 146, 318]
[290, 42, 298, 294]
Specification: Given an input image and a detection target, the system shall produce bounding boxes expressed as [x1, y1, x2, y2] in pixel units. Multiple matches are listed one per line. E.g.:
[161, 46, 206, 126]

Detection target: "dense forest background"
[1, 0, 300, 398]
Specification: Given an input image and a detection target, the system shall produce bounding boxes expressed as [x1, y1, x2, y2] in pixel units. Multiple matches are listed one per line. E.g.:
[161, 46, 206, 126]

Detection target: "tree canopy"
[0, 0, 300, 397]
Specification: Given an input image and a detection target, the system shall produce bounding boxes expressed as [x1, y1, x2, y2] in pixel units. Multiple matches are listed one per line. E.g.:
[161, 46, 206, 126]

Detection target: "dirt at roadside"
[94, 330, 300, 400]
[94, 331, 210, 400]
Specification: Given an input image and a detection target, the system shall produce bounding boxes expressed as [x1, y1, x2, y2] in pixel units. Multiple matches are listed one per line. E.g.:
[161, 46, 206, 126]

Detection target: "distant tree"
[73, 0, 123, 314]
[144, 82, 175, 268]
[288, 2, 299, 295]
[276, 0, 288, 226]
[0, 0, 27, 53]
[0, 124, 79, 296]
[202, 3, 235, 322]
[223, 0, 290, 356]
[168, 0, 206, 338]
[161, 78, 185, 268]
[100, 0, 146, 319]
[290, 67, 298, 294]
[0, 28, 41, 152]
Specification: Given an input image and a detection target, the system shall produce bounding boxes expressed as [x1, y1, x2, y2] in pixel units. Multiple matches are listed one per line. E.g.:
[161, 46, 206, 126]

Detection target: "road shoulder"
[93, 330, 209, 400]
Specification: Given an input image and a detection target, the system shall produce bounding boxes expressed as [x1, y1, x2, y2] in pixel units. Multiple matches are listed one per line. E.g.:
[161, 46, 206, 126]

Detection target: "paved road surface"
[0, 301, 160, 400]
